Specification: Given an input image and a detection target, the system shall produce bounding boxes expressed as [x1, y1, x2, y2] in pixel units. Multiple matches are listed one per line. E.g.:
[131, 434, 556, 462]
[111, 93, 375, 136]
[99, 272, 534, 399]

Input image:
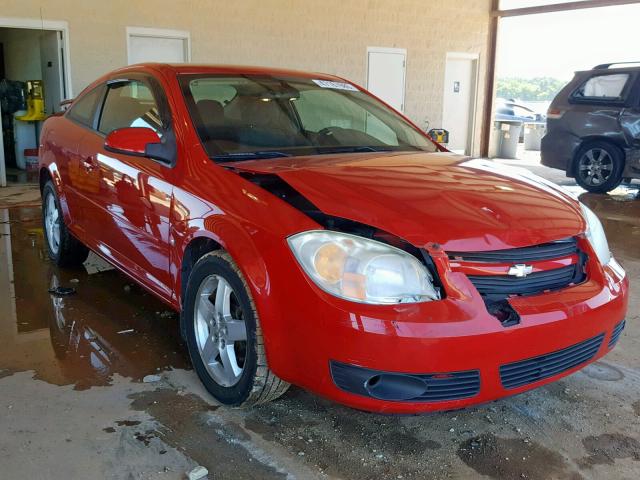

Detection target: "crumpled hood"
[229, 152, 586, 251]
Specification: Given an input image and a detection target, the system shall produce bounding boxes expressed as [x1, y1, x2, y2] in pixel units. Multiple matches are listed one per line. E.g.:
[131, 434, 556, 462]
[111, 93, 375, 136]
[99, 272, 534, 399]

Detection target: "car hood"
[228, 152, 586, 251]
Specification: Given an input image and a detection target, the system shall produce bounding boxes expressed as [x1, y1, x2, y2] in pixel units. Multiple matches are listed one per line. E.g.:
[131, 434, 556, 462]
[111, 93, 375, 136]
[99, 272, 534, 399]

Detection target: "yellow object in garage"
[16, 80, 46, 121]
[427, 128, 449, 144]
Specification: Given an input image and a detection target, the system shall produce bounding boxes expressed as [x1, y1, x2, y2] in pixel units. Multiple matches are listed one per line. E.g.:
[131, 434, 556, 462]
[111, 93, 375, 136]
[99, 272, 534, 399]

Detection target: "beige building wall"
[0, 0, 491, 155]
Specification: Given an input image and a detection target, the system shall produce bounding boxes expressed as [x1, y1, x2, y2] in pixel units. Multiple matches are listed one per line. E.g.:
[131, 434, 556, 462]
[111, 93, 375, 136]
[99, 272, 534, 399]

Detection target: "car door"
[77, 76, 175, 301]
[620, 72, 640, 149]
[58, 84, 105, 231]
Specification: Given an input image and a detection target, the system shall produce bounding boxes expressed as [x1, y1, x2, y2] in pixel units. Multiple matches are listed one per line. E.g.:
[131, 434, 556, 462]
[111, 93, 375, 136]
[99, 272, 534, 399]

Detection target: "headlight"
[288, 230, 440, 304]
[580, 203, 611, 265]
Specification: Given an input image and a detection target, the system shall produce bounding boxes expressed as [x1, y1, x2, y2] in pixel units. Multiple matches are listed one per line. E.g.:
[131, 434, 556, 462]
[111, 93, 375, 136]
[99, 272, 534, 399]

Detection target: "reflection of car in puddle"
[45, 270, 188, 388]
[48, 272, 118, 387]
[579, 190, 640, 262]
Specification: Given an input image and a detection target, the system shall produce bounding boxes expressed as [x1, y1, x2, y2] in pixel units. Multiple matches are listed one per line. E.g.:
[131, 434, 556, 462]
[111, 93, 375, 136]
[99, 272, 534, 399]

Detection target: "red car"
[39, 64, 628, 413]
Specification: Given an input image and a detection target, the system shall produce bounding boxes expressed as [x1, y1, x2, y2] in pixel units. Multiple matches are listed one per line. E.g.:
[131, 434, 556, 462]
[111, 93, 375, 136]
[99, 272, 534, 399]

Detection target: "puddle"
[243, 388, 455, 479]
[579, 433, 640, 467]
[457, 433, 579, 480]
[579, 191, 640, 263]
[0, 207, 189, 389]
[129, 388, 285, 479]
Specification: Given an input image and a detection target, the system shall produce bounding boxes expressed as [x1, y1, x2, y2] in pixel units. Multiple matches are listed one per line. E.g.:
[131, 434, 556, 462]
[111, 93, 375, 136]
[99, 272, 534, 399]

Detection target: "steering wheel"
[317, 126, 342, 138]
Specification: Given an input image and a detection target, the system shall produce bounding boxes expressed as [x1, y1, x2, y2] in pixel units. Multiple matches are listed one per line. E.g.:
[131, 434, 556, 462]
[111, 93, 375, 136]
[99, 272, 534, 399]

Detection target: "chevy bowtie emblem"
[508, 264, 534, 278]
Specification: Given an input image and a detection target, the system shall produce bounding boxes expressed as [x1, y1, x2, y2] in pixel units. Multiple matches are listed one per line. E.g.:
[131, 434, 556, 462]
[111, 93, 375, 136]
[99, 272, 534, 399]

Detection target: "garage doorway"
[127, 27, 190, 65]
[0, 18, 71, 187]
[366, 47, 406, 112]
[442, 53, 479, 155]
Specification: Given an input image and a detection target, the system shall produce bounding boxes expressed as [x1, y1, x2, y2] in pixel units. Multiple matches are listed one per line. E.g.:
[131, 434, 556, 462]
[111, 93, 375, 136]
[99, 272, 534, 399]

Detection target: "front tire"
[183, 251, 289, 406]
[42, 181, 89, 267]
[574, 141, 624, 193]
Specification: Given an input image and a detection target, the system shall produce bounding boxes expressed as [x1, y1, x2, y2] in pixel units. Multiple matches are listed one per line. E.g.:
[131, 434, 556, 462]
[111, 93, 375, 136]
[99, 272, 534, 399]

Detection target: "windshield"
[179, 74, 438, 161]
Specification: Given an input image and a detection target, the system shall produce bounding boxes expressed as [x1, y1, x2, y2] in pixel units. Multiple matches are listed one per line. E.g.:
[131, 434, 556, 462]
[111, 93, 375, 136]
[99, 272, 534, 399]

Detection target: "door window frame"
[65, 83, 107, 131]
[66, 73, 177, 167]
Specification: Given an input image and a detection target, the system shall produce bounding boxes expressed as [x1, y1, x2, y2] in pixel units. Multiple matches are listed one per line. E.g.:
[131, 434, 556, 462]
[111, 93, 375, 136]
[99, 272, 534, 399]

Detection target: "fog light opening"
[365, 375, 381, 388]
[364, 373, 428, 401]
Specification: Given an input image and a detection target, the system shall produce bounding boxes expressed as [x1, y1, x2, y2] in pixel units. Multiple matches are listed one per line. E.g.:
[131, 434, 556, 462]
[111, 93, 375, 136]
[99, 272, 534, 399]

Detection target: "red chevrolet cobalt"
[39, 64, 628, 413]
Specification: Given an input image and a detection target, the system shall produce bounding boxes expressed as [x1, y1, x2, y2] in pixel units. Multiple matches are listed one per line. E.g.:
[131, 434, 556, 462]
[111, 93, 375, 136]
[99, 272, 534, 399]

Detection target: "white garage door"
[366, 48, 406, 112]
[127, 28, 189, 65]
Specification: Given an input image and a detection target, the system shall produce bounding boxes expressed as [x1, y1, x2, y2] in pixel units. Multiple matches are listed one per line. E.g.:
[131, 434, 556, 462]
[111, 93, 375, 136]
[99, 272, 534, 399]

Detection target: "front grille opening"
[448, 237, 588, 327]
[452, 238, 587, 300]
[499, 334, 604, 389]
[468, 264, 584, 298]
[609, 320, 626, 349]
[448, 238, 579, 263]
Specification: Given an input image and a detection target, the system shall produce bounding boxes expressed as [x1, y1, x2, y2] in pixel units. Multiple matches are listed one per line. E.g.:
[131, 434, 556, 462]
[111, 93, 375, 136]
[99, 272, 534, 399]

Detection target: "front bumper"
[270, 253, 628, 414]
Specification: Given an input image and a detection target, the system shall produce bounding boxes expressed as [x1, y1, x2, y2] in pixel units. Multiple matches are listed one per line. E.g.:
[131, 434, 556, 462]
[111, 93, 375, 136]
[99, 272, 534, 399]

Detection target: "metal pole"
[480, 0, 500, 158]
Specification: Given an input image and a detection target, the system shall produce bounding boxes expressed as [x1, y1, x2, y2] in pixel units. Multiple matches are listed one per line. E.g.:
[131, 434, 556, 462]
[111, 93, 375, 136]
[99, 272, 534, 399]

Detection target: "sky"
[497, 3, 640, 80]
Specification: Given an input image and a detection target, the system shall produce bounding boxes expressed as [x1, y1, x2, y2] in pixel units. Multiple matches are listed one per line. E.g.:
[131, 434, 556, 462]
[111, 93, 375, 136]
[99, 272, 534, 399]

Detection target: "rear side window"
[67, 86, 103, 126]
[98, 80, 163, 135]
[573, 73, 630, 101]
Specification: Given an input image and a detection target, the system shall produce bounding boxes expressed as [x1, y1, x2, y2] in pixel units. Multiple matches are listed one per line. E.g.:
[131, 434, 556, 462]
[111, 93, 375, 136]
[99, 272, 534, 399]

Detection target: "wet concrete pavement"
[0, 168, 639, 479]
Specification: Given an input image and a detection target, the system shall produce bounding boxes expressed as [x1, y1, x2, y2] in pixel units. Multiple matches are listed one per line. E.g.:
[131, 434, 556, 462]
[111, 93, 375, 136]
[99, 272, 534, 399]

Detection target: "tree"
[496, 77, 567, 102]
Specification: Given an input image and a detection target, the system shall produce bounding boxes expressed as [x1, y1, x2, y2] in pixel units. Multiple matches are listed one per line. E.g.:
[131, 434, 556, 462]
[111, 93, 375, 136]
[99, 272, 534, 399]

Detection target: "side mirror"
[104, 127, 161, 157]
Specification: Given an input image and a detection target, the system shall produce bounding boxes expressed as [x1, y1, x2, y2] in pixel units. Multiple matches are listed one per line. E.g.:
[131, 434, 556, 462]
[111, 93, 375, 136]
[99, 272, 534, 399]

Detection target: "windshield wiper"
[214, 151, 292, 162]
[316, 146, 396, 155]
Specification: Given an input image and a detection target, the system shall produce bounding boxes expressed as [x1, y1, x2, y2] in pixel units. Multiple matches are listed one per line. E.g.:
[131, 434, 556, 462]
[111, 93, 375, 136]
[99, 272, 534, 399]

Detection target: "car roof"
[108, 63, 344, 81]
[576, 62, 640, 75]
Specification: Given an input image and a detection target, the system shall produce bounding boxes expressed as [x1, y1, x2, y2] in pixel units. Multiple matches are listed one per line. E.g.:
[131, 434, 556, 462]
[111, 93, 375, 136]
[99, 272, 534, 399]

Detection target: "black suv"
[541, 62, 640, 193]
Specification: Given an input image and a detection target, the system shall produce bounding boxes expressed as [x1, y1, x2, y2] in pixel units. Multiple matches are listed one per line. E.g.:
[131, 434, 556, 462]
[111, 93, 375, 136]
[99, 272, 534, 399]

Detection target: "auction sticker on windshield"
[312, 79, 359, 91]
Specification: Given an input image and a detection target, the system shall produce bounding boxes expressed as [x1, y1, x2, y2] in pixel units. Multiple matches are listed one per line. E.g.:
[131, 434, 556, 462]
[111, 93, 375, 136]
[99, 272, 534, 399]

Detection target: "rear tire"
[42, 181, 89, 267]
[183, 250, 289, 406]
[574, 141, 624, 193]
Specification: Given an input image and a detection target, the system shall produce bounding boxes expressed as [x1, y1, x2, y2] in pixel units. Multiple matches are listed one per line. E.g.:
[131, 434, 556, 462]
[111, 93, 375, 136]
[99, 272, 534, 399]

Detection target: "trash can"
[24, 148, 39, 171]
[13, 111, 36, 170]
[524, 122, 546, 151]
[493, 120, 522, 159]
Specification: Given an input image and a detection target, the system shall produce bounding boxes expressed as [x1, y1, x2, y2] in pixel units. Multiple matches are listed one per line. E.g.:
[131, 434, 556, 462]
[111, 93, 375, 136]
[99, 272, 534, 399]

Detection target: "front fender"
[172, 215, 270, 301]
[171, 214, 298, 378]
[39, 161, 73, 225]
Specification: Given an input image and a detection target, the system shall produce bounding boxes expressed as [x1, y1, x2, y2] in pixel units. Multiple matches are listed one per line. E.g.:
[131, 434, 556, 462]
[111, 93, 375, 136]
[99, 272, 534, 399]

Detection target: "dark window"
[180, 74, 437, 160]
[98, 80, 163, 135]
[67, 86, 103, 127]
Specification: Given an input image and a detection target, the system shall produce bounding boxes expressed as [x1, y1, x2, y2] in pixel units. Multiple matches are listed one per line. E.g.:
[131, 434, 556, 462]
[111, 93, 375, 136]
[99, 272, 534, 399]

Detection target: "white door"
[127, 28, 189, 64]
[367, 48, 406, 112]
[442, 54, 478, 154]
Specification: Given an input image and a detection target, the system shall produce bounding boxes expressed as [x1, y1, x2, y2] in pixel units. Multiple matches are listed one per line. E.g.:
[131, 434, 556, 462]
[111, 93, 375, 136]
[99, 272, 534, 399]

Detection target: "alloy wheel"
[577, 148, 613, 187]
[44, 192, 61, 255]
[193, 274, 248, 387]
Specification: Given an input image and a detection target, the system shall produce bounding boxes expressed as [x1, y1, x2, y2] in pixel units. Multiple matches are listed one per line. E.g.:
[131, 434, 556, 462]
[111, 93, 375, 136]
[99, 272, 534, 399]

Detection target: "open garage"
[0, 1, 638, 479]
